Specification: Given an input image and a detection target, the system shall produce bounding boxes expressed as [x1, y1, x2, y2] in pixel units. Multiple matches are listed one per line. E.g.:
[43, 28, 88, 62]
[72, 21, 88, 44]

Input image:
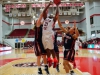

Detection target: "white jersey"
[74, 39, 81, 50]
[42, 18, 54, 35]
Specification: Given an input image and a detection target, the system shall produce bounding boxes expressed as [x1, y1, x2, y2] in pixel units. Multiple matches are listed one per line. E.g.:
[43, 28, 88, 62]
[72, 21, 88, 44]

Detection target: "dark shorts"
[34, 41, 46, 56]
[54, 43, 59, 53]
[64, 49, 75, 62]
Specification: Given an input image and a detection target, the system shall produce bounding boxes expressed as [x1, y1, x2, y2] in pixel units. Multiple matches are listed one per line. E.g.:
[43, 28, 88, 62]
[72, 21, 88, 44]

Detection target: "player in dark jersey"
[54, 30, 60, 72]
[58, 17, 79, 75]
[34, 12, 49, 74]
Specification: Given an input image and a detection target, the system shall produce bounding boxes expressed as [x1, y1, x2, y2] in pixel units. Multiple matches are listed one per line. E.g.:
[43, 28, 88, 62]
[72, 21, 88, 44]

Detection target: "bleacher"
[87, 38, 100, 44]
[7, 29, 28, 38]
[27, 29, 35, 38]
[0, 43, 6, 47]
[82, 38, 100, 49]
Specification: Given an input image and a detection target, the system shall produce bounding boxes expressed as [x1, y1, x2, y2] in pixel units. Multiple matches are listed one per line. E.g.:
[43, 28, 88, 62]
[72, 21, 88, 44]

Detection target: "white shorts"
[42, 33, 54, 50]
[74, 46, 79, 51]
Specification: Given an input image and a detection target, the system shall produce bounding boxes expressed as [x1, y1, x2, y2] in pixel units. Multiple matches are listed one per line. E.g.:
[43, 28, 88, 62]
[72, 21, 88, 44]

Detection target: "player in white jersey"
[42, 2, 59, 68]
[74, 38, 81, 55]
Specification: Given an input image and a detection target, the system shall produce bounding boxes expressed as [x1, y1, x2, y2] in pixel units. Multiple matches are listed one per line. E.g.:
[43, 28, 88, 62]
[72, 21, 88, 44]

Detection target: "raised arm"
[58, 18, 68, 33]
[53, 5, 59, 23]
[43, 1, 53, 20]
[72, 21, 79, 39]
[36, 13, 43, 27]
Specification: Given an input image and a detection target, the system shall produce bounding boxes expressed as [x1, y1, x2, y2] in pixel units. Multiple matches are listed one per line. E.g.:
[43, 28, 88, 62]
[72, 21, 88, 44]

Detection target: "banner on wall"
[21, 38, 26, 43]
[15, 38, 19, 43]
[31, 3, 84, 7]
[88, 44, 100, 48]
[88, 44, 94, 48]
[4, 3, 84, 9]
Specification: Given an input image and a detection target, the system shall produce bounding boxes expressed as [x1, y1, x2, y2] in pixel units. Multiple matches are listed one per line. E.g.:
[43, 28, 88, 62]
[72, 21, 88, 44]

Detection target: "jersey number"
[44, 22, 48, 30]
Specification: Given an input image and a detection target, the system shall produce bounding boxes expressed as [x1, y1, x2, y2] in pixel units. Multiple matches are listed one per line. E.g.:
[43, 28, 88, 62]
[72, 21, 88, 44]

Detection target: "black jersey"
[64, 33, 75, 49]
[35, 25, 43, 42]
[54, 31, 57, 44]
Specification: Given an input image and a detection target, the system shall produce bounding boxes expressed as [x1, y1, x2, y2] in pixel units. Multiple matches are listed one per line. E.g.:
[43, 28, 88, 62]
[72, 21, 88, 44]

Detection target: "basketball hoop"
[20, 21, 25, 25]
[65, 20, 69, 24]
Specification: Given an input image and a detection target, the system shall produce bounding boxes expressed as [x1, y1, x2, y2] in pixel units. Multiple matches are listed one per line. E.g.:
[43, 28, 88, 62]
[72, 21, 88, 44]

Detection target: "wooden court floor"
[0, 47, 100, 75]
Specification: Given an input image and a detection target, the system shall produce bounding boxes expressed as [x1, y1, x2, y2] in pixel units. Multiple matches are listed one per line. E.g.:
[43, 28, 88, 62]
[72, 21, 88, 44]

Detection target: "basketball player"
[53, 29, 63, 72]
[74, 37, 82, 55]
[34, 13, 49, 74]
[42, 2, 59, 67]
[58, 18, 79, 75]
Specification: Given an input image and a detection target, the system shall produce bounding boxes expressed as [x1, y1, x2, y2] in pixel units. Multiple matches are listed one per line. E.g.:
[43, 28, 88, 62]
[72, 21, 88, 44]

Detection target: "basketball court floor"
[0, 47, 100, 75]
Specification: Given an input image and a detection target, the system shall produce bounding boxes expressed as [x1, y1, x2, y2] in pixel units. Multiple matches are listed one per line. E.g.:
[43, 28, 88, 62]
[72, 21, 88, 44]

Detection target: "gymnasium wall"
[11, 8, 80, 29]
[91, 1, 100, 37]
[2, 2, 100, 41]
[4, 38, 35, 48]
[78, 9, 86, 33]
[2, 11, 12, 38]
[2, 8, 81, 33]
[12, 18, 32, 29]
[0, 4, 2, 43]
[79, 1, 100, 38]
[55, 15, 80, 28]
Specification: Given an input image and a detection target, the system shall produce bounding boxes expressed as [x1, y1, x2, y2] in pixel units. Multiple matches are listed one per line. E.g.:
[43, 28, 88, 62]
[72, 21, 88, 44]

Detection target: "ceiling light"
[35, 0, 38, 1]
[77, 0, 80, 1]
[67, 3, 70, 4]
[31, 0, 34, 2]
[33, 16, 36, 19]
[18, 0, 22, 2]
[28, 0, 30, 2]
[18, 4, 21, 5]
[7, 1, 11, 3]
[66, 0, 69, 1]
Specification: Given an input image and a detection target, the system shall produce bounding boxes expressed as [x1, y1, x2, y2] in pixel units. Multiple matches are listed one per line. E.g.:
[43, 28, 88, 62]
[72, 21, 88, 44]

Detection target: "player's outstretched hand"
[73, 20, 76, 27]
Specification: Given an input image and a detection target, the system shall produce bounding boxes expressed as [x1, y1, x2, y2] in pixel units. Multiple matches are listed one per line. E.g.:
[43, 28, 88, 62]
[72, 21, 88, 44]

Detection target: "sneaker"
[44, 65, 50, 74]
[56, 64, 60, 72]
[70, 70, 76, 75]
[53, 58, 58, 68]
[38, 68, 42, 75]
[47, 58, 52, 67]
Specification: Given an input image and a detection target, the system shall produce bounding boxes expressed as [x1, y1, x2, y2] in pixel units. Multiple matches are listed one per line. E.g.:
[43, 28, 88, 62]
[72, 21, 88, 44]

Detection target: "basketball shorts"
[64, 49, 75, 62]
[34, 41, 46, 56]
[54, 43, 59, 53]
[74, 46, 79, 51]
[42, 34, 54, 50]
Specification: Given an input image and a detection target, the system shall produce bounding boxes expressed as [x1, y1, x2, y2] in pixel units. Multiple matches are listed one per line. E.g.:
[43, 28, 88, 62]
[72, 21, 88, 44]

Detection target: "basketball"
[53, 0, 61, 5]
